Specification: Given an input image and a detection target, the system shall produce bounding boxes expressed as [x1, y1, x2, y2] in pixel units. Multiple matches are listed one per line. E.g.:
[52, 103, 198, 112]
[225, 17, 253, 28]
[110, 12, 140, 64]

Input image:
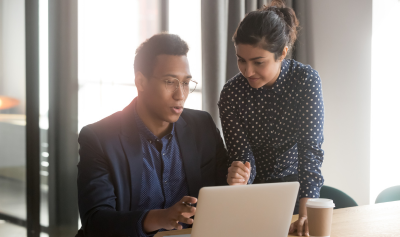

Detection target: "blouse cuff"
[299, 184, 321, 199]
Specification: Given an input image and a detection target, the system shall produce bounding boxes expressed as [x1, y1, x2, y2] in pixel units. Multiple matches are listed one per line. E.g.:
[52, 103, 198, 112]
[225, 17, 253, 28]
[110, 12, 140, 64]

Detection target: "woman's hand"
[289, 198, 310, 236]
[227, 161, 251, 185]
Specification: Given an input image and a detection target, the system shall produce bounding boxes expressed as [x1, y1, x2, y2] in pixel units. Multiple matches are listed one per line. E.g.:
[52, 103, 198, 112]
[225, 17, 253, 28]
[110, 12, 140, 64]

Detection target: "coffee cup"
[306, 198, 335, 237]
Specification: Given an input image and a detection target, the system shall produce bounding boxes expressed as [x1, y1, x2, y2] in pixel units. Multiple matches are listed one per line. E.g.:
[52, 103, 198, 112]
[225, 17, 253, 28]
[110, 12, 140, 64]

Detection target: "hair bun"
[269, 0, 286, 8]
[260, 0, 299, 47]
[233, 0, 299, 60]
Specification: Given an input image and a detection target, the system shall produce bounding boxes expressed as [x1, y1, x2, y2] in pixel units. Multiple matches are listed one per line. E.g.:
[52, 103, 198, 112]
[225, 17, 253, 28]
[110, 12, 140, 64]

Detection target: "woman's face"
[236, 44, 287, 89]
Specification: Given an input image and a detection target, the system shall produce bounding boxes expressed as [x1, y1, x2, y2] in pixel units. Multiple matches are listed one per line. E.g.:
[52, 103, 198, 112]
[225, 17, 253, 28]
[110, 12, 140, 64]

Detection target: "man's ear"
[280, 46, 289, 61]
[135, 71, 148, 92]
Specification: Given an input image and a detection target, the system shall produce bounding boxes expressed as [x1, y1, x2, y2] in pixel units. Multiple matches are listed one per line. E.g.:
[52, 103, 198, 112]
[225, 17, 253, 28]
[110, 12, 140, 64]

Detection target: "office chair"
[319, 185, 358, 209]
[375, 185, 400, 204]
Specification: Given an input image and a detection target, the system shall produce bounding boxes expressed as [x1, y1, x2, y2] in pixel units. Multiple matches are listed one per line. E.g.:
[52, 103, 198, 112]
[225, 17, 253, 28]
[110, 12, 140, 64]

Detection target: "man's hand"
[143, 196, 197, 233]
[288, 198, 310, 236]
[227, 161, 251, 185]
[161, 196, 197, 230]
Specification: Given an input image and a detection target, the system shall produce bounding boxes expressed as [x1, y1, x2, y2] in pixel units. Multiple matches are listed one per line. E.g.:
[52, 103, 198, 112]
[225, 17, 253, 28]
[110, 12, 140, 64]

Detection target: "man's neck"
[136, 98, 173, 139]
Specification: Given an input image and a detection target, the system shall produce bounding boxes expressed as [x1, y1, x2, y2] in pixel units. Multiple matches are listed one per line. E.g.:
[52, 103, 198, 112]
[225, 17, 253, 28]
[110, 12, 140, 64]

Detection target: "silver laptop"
[187, 182, 299, 237]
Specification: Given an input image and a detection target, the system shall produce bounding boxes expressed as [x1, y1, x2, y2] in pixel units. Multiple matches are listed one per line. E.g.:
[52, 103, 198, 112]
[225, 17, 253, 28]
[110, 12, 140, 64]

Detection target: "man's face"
[141, 54, 192, 123]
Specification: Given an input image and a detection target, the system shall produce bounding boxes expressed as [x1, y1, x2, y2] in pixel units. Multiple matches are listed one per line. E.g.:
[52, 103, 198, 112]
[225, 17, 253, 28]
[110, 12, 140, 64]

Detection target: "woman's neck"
[264, 60, 282, 88]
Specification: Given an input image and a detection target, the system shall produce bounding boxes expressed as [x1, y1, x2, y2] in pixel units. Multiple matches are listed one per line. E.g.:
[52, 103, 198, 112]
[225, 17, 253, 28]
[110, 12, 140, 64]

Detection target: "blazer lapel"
[175, 115, 202, 198]
[119, 99, 143, 210]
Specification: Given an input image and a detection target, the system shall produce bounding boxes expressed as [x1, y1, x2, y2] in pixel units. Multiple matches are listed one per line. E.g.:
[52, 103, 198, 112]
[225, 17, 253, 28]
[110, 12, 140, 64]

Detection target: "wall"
[297, 0, 372, 205]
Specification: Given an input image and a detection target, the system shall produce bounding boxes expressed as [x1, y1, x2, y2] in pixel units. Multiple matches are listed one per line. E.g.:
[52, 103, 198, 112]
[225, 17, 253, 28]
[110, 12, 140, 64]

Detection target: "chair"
[375, 185, 400, 204]
[319, 185, 358, 209]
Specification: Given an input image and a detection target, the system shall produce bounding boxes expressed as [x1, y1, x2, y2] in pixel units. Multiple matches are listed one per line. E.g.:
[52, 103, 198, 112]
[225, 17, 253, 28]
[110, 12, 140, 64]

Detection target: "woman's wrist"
[299, 197, 311, 217]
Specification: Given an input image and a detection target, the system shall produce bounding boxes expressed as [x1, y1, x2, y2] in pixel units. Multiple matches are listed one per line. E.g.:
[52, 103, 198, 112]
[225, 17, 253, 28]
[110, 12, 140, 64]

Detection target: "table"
[155, 201, 400, 237]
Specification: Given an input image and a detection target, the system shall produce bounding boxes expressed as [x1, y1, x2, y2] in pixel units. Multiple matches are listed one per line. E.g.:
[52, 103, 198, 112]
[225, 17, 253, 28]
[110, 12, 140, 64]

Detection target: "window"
[78, 0, 202, 130]
[169, 0, 202, 110]
[0, 0, 27, 234]
[78, 0, 143, 130]
[370, 0, 400, 203]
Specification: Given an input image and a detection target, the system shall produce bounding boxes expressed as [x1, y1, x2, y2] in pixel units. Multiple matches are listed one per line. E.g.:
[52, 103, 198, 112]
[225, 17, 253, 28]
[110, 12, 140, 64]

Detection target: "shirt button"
[164, 180, 167, 183]
[163, 153, 165, 156]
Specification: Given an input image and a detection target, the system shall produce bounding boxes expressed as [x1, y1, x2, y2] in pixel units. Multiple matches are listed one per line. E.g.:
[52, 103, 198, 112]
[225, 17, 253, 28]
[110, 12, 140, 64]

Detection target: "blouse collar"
[269, 59, 290, 95]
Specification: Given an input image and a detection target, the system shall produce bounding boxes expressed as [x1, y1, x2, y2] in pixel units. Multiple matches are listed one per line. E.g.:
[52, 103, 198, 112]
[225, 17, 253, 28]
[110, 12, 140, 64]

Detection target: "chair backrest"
[319, 185, 358, 209]
[375, 185, 400, 204]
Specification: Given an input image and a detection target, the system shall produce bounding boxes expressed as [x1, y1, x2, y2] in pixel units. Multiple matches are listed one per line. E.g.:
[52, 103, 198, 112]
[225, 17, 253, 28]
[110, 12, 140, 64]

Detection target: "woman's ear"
[135, 71, 147, 92]
[280, 46, 289, 61]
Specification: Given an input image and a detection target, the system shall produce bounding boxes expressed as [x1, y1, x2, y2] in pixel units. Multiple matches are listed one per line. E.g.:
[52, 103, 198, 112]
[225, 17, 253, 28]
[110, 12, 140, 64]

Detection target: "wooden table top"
[155, 201, 400, 237]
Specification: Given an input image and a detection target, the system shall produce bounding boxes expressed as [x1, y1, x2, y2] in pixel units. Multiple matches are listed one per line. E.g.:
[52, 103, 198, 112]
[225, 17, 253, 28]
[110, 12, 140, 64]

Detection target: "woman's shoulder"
[223, 73, 248, 91]
[286, 59, 321, 85]
[219, 73, 248, 106]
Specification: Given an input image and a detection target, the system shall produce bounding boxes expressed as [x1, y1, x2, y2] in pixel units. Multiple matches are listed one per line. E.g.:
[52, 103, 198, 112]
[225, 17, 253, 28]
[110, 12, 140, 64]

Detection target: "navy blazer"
[77, 99, 228, 237]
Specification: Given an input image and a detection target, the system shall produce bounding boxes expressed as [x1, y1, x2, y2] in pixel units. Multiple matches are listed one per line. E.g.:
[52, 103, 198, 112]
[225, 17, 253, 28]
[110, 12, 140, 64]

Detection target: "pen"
[182, 202, 194, 207]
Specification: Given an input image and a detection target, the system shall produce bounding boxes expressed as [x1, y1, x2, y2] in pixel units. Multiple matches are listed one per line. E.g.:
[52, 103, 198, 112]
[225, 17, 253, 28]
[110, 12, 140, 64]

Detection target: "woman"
[218, 1, 324, 236]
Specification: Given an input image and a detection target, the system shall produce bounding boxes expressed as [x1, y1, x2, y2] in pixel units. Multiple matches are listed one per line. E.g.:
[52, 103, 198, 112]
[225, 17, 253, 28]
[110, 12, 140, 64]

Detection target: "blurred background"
[0, 0, 399, 236]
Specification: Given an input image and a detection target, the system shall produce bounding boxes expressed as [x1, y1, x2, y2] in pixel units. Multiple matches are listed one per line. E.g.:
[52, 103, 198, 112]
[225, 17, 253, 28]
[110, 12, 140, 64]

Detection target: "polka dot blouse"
[218, 59, 325, 199]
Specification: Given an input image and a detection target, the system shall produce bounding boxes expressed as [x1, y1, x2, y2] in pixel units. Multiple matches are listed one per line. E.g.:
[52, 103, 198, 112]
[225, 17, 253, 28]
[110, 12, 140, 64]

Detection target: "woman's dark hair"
[233, 0, 299, 60]
[134, 33, 189, 78]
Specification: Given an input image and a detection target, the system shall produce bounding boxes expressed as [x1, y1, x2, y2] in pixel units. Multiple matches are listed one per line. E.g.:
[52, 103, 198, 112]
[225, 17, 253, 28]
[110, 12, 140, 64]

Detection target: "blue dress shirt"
[133, 107, 189, 236]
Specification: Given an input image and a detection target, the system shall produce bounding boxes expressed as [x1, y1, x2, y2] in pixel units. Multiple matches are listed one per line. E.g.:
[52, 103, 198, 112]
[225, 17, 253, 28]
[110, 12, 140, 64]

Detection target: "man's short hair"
[134, 33, 189, 78]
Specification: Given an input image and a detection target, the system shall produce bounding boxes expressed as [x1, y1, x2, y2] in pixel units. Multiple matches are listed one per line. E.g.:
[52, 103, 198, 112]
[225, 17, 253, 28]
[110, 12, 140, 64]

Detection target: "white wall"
[298, 0, 372, 205]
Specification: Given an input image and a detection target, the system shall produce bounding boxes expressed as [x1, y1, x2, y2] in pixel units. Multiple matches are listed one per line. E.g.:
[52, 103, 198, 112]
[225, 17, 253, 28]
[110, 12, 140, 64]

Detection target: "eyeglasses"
[163, 77, 198, 94]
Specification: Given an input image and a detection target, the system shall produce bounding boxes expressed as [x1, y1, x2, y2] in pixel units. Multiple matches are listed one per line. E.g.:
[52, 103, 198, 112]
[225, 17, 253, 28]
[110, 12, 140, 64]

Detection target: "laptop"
[173, 182, 299, 237]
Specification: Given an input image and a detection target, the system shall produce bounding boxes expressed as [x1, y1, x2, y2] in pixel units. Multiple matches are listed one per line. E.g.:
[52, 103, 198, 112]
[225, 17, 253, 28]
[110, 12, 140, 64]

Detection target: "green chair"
[375, 185, 400, 204]
[319, 185, 358, 209]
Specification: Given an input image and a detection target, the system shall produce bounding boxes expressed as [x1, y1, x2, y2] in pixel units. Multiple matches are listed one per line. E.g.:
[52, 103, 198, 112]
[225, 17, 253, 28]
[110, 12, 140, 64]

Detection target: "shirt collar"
[133, 102, 175, 143]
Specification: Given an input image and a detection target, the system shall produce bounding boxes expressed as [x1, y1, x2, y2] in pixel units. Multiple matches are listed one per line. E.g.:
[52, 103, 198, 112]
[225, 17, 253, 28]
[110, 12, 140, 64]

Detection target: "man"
[76, 33, 228, 237]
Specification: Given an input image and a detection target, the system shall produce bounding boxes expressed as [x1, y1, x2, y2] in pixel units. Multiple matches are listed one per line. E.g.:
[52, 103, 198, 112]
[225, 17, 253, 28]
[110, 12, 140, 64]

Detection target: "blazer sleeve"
[77, 125, 149, 237]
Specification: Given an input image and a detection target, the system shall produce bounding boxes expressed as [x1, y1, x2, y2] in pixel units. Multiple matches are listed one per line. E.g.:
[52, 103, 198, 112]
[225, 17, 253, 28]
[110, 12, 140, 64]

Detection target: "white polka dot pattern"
[218, 59, 325, 199]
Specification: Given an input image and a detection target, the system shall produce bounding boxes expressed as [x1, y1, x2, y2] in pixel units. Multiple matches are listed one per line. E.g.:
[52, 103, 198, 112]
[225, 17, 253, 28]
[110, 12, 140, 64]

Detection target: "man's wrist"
[143, 209, 164, 233]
